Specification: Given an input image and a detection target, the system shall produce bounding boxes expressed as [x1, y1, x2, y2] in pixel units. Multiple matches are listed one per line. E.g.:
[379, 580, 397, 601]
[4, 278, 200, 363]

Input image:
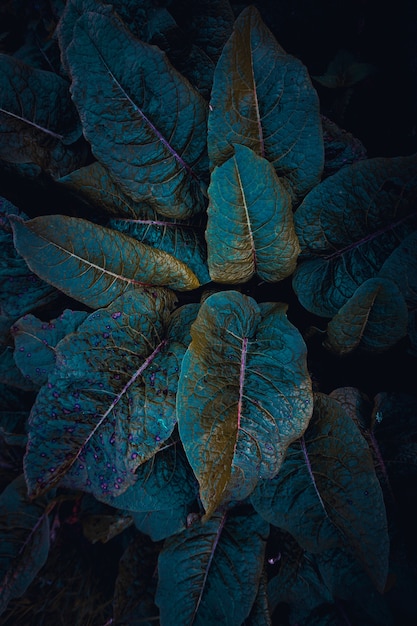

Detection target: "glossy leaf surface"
[208, 6, 323, 202]
[11, 215, 199, 308]
[177, 291, 313, 518]
[206, 144, 299, 283]
[293, 154, 417, 316]
[156, 509, 269, 626]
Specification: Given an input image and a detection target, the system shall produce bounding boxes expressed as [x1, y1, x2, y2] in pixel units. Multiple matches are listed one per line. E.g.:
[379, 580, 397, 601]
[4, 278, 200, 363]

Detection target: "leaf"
[184, 0, 234, 63]
[206, 144, 299, 283]
[243, 570, 272, 626]
[251, 393, 389, 592]
[10, 215, 200, 308]
[323, 277, 408, 354]
[177, 290, 313, 519]
[207, 6, 323, 202]
[12, 309, 89, 387]
[321, 115, 367, 179]
[0, 345, 38, 390]
[0, 475, 54, 616]
[60, 6, 208, 218]
[82, 512, 133, 544]
[155, 508, 269, 626]
[379, 230, 417, 308]
[23, 292, 198, 500]
[292, 154, 417, 317]
[0, 54, 86, 177]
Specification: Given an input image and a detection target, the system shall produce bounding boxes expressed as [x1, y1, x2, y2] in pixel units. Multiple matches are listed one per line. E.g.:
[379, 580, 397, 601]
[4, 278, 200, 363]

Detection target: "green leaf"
[23, 291, 197, 500]
[10, 215, 200, 308]
[0, 475, 54, 616]
[60, 6, 208, 218]
[177, 291, 313, 519]
[323, 277, 408, 354]
[292, 154, 417, 317]
[251, 393, 389, 592]
[208, 6, 323, 202]
[155, 508, 269, 626]
[206, 144, 299, 283]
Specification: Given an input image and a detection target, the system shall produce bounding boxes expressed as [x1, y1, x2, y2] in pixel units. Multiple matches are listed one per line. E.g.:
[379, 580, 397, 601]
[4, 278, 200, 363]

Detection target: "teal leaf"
[251, 393, 389, 592]
[293, 154, 417, 317]
[60, 7, 208, 218]
[379, 230, 417, 308]
[206, 144, 299, 283]
[155, 508, 269, 626]
[0, 475, 54, 616]
[321, 116, 367, 178]
[23, 291, 197, 500]
[0, 345, 38, 391]
[185, 0, 234, 63]
[243, 570, 272, 626]
[323, 277, 408, 354]
[12, 309, 88, 387]
[208, 6, 323, 202]
[10, 215, 200, 308]
[177, 291, 313, 519]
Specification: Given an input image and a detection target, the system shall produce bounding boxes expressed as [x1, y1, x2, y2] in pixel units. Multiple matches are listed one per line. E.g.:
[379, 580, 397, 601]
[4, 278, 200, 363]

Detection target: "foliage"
[0, 1, 416, 624]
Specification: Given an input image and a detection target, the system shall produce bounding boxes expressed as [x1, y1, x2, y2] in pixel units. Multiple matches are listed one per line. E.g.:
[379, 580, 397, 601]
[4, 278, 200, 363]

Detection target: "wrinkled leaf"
[251, 393, 389, 592]
[23, 292, 198, 500]
[11, 215, 200, 308]
[177, 291, 313, 519]
[379, 230, 417, 308]
[60, 6, 208, 218]
[293, 154, 417, 317]
[206, 143, 299, 283]
[156, 508, 269, 626]
[323, 277, 408, 354]
[208, 6, 323, 202]
[185, 0, 234, 63]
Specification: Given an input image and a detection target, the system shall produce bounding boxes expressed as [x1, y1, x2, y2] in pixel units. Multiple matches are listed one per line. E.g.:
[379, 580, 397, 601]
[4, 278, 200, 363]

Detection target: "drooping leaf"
[207, 6, 323, 202]
[177, 291, 313, 519]
[155, 508, 269, 626]
[206, 143, 299, 283]
[0, 475, 54, 616]
[23, 292, 199, 500]
[292, 154, 417, 317]
[60, 5, 208, 218]
[379, 230, 417, 308]
[10, 215, 200, 308]
[323, 277, 408, 354]
[251, 393, 389, 592]
[12, 309, 89, 387]
[0, 54, 86, 177]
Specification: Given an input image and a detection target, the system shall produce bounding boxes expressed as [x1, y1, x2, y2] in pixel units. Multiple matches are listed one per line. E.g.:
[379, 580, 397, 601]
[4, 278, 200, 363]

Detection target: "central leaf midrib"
[235, 163, 257, 272]
[0, 106, 64, 140]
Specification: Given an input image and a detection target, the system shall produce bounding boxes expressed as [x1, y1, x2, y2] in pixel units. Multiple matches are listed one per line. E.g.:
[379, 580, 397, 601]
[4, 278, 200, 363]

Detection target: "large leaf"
[23, 292, 199, 500]
[10, 215, 200, 308]
[155, 508, 269, 626]
[323, 277, 408, 354]
[177, 290, 313, 519]
[0, 54, 85, 177]
[292, 154, 417, 317]
[0, 475, 54, 616]
[206, 144, 299, 283]
[207, 6, 323, 202]
[60, 5, 208, 218]
[251, 393, 389, 592]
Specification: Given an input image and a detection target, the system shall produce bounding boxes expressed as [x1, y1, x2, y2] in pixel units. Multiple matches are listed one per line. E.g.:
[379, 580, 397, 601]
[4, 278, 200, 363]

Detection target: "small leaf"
[206, 144, 299, 283]
[177, 291, 313, 519]
[155, 509, 269, 626]
[10, 215, 200, 308]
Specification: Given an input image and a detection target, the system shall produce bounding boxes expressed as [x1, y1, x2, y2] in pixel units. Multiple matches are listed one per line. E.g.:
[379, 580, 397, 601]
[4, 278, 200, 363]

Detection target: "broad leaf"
[177, 291, 313, 519]
[379, 230, 417, 308]
[0, 346, 38, 391]
[206, 143, 299, 283]
[10, 215, 200, 308]
[323, 277, 408, 354]
[208, 6, 323, 202]
[156, 509, 269, 626]
[60, 6, 208, 218]
[251, 393, 389, 592]
[292, 154, 417, 317]
[23, 292, 198, 500]
[243, 570, 271, 626]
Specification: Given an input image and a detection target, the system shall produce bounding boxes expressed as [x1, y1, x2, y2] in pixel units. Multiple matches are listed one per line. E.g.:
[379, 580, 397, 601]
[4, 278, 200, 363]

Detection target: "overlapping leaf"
[207, 6, 323, 202]
[177, 291, 313, 519]
[156, 509, 269, 626]
[206, 143, 299, 283]
[379, 230, 417, 308]
[23, 292, 199, 500]
[292, 154, 417, 317]
[10, 215, 200, 309]
[251, 393, 389, 592]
